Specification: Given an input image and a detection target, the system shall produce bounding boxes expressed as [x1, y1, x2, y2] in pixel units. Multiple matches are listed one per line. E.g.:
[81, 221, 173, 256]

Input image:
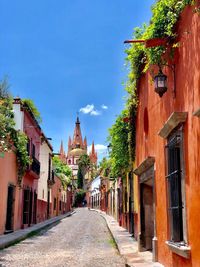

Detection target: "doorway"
[129, 171, 134, 235]
[5, 185, 15, 233]
[140, 180, 154, 251]
[47, 190, 50, 219]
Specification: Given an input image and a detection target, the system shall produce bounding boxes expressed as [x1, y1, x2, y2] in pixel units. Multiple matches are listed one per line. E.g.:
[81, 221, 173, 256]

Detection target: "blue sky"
[0, 0, 154, 161]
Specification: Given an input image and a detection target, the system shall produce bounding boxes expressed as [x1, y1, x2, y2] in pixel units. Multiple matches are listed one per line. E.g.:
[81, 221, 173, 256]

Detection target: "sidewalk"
[0, 210, 75, 250]
[90, 209, 164, 267]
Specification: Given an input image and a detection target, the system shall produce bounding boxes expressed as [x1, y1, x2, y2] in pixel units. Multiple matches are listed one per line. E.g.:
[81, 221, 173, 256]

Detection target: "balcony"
[29, 157, 40, 178]
[48, 170, 55, 187]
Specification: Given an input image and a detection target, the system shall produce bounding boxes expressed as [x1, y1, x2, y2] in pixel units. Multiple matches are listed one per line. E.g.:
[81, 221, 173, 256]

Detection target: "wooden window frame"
[165, 126, 187, 245]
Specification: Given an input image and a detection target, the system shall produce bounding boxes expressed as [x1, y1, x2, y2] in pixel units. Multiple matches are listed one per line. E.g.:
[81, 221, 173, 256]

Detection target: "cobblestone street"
[0, 208, 125, 267]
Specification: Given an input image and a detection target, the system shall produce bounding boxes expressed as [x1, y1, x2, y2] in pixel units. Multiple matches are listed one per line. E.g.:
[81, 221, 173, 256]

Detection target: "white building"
[38, 135, 53, 221]
[90, 176, 101, 209]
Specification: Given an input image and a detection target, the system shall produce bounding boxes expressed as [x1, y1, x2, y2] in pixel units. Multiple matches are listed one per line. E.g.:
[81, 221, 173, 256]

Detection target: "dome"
[69, 148, 85, 157]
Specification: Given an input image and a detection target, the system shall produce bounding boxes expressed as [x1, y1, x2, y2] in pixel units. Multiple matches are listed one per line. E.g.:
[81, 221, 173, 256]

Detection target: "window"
[27, 138, 30, 156]
[23, 189, 30, 224]
[48, 154, 51, 180]
[165, 127, 186, 243]
[54, 198, 56, 210]
[59, 200, 62, 211]
[32, 144, 35, 158]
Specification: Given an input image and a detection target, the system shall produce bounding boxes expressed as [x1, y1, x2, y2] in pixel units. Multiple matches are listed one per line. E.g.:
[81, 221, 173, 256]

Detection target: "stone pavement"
[0, 211, 74, 250]
[0, 208, 125, 267]
[90, 209, 164, 267]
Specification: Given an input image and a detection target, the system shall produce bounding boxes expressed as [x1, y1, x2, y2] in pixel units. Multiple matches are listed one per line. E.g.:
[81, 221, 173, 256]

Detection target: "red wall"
[136, 6, 200, 267]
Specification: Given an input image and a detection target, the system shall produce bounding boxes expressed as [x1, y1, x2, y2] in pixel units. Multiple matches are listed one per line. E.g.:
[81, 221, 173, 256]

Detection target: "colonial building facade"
[0, 97, 73, 235]
[133, 5, 200, 267]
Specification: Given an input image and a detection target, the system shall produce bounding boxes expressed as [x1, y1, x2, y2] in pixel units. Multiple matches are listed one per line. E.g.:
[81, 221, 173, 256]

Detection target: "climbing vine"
[11, 130, 31, 185]
[108, 109, 130, 178]
[126, 0, 195, 79]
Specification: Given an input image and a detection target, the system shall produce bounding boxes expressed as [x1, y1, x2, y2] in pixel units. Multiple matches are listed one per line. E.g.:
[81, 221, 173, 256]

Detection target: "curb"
[0, 210, 75, 250]
[90, 209, 164, 267]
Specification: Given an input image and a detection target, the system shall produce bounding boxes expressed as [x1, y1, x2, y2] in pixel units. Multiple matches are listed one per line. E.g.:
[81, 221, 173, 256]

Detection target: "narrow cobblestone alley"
[0, 208, 125, 267]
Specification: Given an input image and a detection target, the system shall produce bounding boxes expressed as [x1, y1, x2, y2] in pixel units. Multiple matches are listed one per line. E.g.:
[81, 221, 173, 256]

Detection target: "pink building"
[13, 98, 41, 228]
[0, 98, 42, 234]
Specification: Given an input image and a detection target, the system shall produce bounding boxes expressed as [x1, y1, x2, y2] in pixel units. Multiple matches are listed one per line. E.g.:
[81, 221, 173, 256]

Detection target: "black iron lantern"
[107, 143, 112, 153]
[154, 68, 167, 97]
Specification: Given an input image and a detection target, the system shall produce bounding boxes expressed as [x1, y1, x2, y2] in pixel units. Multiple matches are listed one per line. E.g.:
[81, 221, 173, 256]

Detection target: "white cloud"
[91, 110, 101, 116]
[88, 144, 107, 154]
[80, 104, 101, 116]
[80, 104, 94, 114]
[101, 104, 108, 110]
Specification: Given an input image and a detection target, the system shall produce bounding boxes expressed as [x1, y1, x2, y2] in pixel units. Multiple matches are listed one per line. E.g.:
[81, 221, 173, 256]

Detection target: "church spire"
[89, 141, 97, 164]
[60, 140, 64, 155]
[72, 116, 83, 148]
[84, 137, 87, 149]
[59, 140, 66, 162]
[68, 136, 71, 148]
[91, 141, 95, 154]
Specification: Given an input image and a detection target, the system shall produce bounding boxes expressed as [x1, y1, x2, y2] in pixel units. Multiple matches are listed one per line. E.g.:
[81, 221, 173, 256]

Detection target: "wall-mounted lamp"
[154, 68, 167, 97]
[107, 143, 112, 153]
[154, 64, 176, 98]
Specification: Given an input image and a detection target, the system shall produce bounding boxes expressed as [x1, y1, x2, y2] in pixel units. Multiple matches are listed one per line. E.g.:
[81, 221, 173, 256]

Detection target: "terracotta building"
[133, 5, 200, 267]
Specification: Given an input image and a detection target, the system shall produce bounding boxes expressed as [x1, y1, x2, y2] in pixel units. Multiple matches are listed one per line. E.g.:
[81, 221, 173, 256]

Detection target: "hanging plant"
[10, 130, 31, 186]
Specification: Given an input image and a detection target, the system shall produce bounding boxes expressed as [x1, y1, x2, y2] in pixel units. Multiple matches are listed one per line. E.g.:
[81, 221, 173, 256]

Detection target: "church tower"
[59, 140, 66, 163]
[89, 141, 98, 165]
[66, 116, 87, 176]
[59, 116, 98, 180]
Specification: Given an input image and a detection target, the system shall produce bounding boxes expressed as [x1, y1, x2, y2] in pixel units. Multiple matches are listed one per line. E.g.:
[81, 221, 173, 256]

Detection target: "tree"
[74, 189, 86, 207]
[0, 78, 15, 152]
[78, 154, 91, 176]
[52, 156, 72, 189]
[77, 168, 84, 189]
[77, 154, 91, 188]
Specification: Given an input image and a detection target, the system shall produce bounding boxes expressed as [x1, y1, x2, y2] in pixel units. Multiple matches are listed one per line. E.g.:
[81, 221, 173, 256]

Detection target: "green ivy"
[0, 78, 31, 185]
[108, 109, 130, 178]
[126, 0, 194, 79]
[11, 130, 31, 185]
[99, 157, 111, 177]
[0, 79, 15, 152]
[122, 0, 195, 169]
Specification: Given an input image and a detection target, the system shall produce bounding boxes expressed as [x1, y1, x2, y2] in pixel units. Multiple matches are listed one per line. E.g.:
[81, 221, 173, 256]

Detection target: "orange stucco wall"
[135, 6, 200, 267]
[0, 152, 22, 234]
